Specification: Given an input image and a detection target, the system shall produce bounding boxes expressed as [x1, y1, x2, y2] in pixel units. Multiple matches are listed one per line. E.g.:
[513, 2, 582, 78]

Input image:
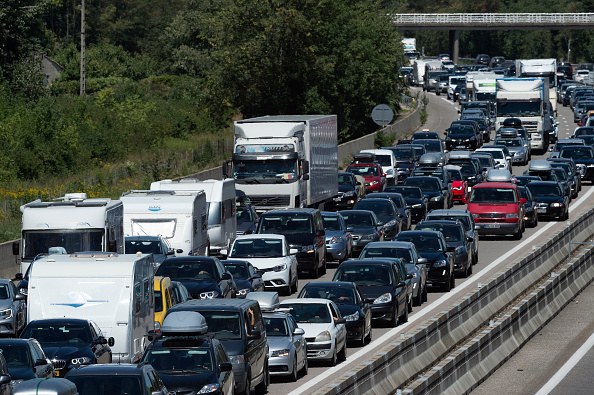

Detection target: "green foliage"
[375, 130, 397, 148]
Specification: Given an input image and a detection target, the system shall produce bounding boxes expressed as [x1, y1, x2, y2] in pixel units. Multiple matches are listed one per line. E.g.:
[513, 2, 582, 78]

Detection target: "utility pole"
[80, 0, 86, 96]
[567, 38, 571, 64]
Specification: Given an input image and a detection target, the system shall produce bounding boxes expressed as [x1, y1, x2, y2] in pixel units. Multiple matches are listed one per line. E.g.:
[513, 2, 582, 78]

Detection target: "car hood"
[447, 133, 474, 139]
[7, 366, 36, 380]
[376, 216, 396, 226]
[349, 227, 377, 236]
[233, 279, 252, 291]
[404, 197, 424, 206]
[417, 251, 448, 263]
[217, 339, 244, 356]
[534, 196, 564, 204]
[325, 230, 346, 241]
[41, 344, 91, 360]
[267, 336, 293, 351]
[356, 285, 394, 301]
[237, 221, 256, 234]
[284, 234, 316, 247]
[243, 257, 289, 270]
[180, 280, 220, 296]
[295, 322, 334, 338]
[159, 371, 219, 391]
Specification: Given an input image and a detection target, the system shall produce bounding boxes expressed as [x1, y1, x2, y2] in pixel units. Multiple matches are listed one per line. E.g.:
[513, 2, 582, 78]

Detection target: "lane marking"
[288, 186, 594, 395]
[534, 331, 594, 395]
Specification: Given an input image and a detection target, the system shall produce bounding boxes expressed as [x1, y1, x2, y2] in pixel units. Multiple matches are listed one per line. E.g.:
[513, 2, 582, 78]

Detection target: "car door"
[30, 341, 53, 378]
[216, 342, 234, 395]
[339, 215, 352, 255]
[391, 263, 407, 315]
[287, 315, 305, 365]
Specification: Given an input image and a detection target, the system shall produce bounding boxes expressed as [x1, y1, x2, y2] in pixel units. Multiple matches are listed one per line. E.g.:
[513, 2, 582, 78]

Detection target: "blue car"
[321, 212, 352, 263]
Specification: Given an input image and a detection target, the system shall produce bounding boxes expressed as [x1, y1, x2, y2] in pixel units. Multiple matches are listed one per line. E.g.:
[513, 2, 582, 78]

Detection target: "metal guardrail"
[392, 13, 594, 26]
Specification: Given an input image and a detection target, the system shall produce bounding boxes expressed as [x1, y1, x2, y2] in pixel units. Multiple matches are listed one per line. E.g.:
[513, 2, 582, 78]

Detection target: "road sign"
[371, 104, 394, 126]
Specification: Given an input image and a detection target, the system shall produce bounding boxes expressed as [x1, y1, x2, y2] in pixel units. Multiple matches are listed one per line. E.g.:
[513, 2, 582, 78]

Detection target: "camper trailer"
[26, 252, 155, 363]
[120, 190, 209, 257]
[150, 179, 237, 256]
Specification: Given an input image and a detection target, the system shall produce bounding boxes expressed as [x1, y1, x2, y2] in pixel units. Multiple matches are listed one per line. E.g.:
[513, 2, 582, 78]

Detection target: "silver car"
[263, 311, 308, 381]
[0, 280, 27, 336]
[494, 137, 528, 166]
[322, 212, 352, 263]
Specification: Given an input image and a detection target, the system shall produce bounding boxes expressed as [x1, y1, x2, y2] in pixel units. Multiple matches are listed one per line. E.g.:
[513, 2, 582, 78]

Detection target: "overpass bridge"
[393, 13, 594, 62]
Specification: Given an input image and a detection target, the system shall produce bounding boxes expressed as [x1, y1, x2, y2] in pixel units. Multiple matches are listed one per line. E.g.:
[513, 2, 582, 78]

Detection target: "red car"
[446, 166, 469, 204]
[346, 163, 386, 193]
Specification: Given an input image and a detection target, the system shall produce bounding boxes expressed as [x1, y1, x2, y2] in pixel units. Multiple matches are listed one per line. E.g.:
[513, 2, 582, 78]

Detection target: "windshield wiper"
[244, 178, 261, 184]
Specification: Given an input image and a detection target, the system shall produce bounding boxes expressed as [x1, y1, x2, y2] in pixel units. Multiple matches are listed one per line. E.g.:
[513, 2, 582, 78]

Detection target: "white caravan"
[120, 190, 208, 257]
[27, 252, 155, 363]
[150, 179, 237, 256]
[18, 193, 124, 276]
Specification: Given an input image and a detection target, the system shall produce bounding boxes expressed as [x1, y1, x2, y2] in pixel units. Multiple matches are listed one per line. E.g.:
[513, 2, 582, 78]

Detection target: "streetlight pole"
[80, 0, 86, 96]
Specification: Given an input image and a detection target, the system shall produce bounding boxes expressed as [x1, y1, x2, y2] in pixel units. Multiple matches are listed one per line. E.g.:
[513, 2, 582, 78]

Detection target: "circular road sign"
[371, 104, 394, 126]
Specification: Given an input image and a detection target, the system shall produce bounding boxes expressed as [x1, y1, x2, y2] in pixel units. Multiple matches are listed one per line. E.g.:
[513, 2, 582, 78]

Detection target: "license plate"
[55, 370, 60, 377]
[333, 197, 341, 202]
[485, 223, 500, 228]
[537, 208, 547, 213]
[456, 145, 465, 148]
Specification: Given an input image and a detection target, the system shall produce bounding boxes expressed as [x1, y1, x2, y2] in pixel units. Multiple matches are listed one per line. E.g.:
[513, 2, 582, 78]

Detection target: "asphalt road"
[268, 89, 592, 395]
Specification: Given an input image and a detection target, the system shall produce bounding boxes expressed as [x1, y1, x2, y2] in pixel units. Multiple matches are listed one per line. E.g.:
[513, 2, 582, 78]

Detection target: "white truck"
[120, 190, 209, 257]
[448, 75, 466, 100]
[17, 193, 124, 277]
[496, 78, 551, 151]
[149, 179, 236, 256]
[26, 252, 155, 363]
[413, 59, 430, 86]
[224, 115, 338, 212]
[465, 72, 498, 102]
[516, 59, 557, 114]
[402, 38, 416, 52]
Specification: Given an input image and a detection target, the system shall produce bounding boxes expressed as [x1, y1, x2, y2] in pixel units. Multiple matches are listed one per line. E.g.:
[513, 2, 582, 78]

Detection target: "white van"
[150, 179, 237, 256]
[120, 190, 208, 257]
[26, 252, 155, 363]
[360, 149, 397, 185]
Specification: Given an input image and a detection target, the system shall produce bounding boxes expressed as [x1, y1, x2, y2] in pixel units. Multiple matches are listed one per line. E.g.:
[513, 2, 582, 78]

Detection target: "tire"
[422, 282, 428, 302]
[389, 303, 399, 327]
[328, 346, 337, 366]
[357, 328, 366, 347]
[255, 364, 268, 394]
[240, 377, 251, 395]
[450, 270, 456, 289]
[291, 275, 298, 294]
[413, 286, 423, 307]
[408, 294, 413, 313]
[290, 355, 299, 382]
[365, 324, 372, 343]
[514, 225, 523, 240]
[320, 257, 327, 276]
[310, 261, 319, 279]
[300, 353, 308, 375]
[399, 300, 409, 324]
[338, 342, 347, 361]
[441, 273, 452, 292]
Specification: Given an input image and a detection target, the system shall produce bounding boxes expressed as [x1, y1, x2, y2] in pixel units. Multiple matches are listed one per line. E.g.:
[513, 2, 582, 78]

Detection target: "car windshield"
[264, 317, 289, 336]
[392, 149, 413, 160]
[374, 154, 392, 167]
[259, 214, 313, 234]
[396, 234, 442, 252]
[68, 376, 143, 395]
[282, 303, 331, 323]
[339, 212, 374, 227]
[299, 285, 356, 305]
[231, 239, 283, 258]
[355, 201, 394, 217]
[447, 169, 463, 181]
[0, 345, 31, 367]
[553, 169, 568, 181]
[199, 311, 242, 340]
[125, 240, 162, 255]
[157, 261, 217, 280]
[527, 184, 563, 197]
[338, 174, 354, 186]
[333, 265, 393, 285]
[460, 164, 477, 177]
[233, 158, 297, 182]
[385, 187, 422, 199]
[416, 225, 463, 242]
[0, 284, 9, 300]
[560, 147, 594, 159]
[347, 165, 378, 176]
[427, 214, 472, 231]
[143, 348, 214, 373]
[472, 156, 493, 168]
[359, 247, 413, 263]
[236, 207, 254, 225]
[418, 140, 442, 153]
[322, 215, 342, 231]
[404, 178, 439, 191]
[470, 187, 517, 203]
[449, 126, 473, 135]
[495, 139, 522, 147]
[22, 323, 91, 344]
[479, 150, 503, 159]
[497, 101, 541, 117]
[223, 263, 248, 280]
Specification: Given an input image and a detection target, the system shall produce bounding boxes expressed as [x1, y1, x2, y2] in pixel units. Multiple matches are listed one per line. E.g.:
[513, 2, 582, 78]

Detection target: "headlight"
[330, 236, 345, 244]
[71, 356, 93, 365]
[198, 384, 221, 394]
[505, 213, 519, 218]
[384, 220, 397, 228]
[431, 196, 442, 201]
[361, 234, 376, 241]
[386, 169, 394, 175]
[370, 181, 379, 186]
[199, 291, 219, 299]
[551, 202, 564, 207]
[236, 288, 250, 297]
[455, 246, 465, 255]
[412, 204, 422, 208]
[301, 245, 315, 253]
[344, 191, 356, 197]
[434, 259, 448, 267]
[273, 263, 288, 272]
[344, 311, 360, 321]
[315, 331, 332, 342]
[229, 355, 245, 364]
[271, 349, 291, 358]
[0, 308, 12, 320]
[374, 293, 392, 304]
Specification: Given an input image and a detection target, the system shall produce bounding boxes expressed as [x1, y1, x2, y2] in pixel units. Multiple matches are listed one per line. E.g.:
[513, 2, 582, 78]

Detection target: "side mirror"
[249, 330, 262, 339]
[520, 198, 527, 204]
[335, 318, 346, 325]
[219, 362, 233, 372]
[303, 174, 310, 180]
[251, 272, 263, 279]
[418, 257, 427, 264]
[316, 229, 325, 237]
[166, 250, 175, 256]
[95, 336, 108, 345]
[397, 281, 406, 288]
[221, 272, 232, 280]
[467, 236, 474, 242]
[14, 294, 25, 301]
[34, 358, 47, 367]
[0, 375, 10, 385]
[289, 248, 299, 255]
[108, 337, 115, 347]
[302, 160, 310, 174]
[406, 273, 413, 280]
[14, 273, 23, 281]
[12, 242, 19, 256]
[176, 249, 183, 254]
[293, 328, 305, 336]
[222, 160, 230, 178]
[220, 249, 228, 257]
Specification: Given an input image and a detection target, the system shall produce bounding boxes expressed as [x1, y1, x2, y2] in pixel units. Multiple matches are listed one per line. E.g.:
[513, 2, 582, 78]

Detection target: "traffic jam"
[3, 56, 594, 395]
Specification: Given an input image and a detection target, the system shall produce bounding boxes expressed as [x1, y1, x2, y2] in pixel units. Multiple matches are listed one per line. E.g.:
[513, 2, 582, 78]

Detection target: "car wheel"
[338, 341, 347, 361]
[408, 294, 413, 313]
[399, 300, 409, 324]
[413, 286, 423, 307]
[290, 354, 299, 382]
[328, 345, 338, 366]
[255, 364, 268, 394]
[442, 273, 452, 292]
[300, 352, 309, 375]
[320, 257, 327, 276]
[467, 262, 473, 277]
[310, 260, 319, 278]
[241, 376, 251, 395]
[389, 303, 399, 327]
[514, 225, 523, 240]
[291, 275, 298, 294]
[422, 282, 428, 302]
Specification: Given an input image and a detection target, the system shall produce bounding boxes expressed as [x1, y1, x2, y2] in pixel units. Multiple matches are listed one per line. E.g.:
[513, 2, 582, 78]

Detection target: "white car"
[279, 298, 347, 365]
[223, 234, 298, 295]
[475, 147, 512, 171]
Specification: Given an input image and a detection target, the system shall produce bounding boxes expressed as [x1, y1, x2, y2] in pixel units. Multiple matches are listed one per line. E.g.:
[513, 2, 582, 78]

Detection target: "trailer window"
[22, 229, 104, 260]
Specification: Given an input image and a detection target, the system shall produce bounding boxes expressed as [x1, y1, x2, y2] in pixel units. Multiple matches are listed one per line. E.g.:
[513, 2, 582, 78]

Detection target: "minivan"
[165, 298, 268, 395]
[256, 209, 326, 278]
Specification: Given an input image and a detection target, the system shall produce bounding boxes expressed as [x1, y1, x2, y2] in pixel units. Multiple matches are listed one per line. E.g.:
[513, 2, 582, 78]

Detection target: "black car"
[142, 312, 234, 395]
[384, 186, 427, 223]
[298, 281, 372, 346]
[403, 176, 448, 211]
[514, 175, 542, 187]
[415, 220, 473, 278]
[394, 230, 455, 292]
[517, 186, 538, 228]
[353, 198, 401, 240]
[338, 210, 383, 256]
[475, 54, 490, 65]
[366, 193, 411, 231]
[236, 203, 258, 235]
[20, 318, 114, 377]
[332, 260, 408, 326]
[0, 338, 54, 383]
[559, 145, 594, 183]
[551, 167, 572, 201]
[334, 172, 361, 210]
[527, 181, 569, 221]
[549, 160, 580, 198]
[65, 363, 168, 395]
[444, 124, 480, 151]
[155, 257, 237, 299]
[222, 259, 264, 298]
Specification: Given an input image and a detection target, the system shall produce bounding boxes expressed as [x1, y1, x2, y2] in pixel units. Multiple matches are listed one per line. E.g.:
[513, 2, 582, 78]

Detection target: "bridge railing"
[393, 13, 594, 25]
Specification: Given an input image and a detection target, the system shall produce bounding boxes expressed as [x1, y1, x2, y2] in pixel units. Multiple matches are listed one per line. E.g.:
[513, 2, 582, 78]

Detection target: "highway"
[265, 87, 594, 394]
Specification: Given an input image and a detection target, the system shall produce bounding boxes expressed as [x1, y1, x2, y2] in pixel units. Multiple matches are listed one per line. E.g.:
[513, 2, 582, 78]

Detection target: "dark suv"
[256, 208, 326, 277]
[475, 54, 490, 65]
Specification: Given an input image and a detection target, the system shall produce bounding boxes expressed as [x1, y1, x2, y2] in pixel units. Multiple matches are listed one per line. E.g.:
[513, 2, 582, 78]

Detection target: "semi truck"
[496, 78, 551, 152]
[224, 115, 338, 212]
[516, 59, 557, 114]
[465, 72, 498, 102]
[17, 193, 124, 277]
[414, 59, 442, 87]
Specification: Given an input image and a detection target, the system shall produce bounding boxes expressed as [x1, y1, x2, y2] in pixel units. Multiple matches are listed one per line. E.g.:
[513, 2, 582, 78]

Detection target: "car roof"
[280, 298, 333, 305]
[363, 241, 415, 249]
[235, 234, 285, 241]
[427, 209, 471, 216]
[473, 182, 516, 189]
[28, 318, 90, 325]
[398, 230, 442, 237]
[262, 208, 318, 215]
[66, 363, 151, 376]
